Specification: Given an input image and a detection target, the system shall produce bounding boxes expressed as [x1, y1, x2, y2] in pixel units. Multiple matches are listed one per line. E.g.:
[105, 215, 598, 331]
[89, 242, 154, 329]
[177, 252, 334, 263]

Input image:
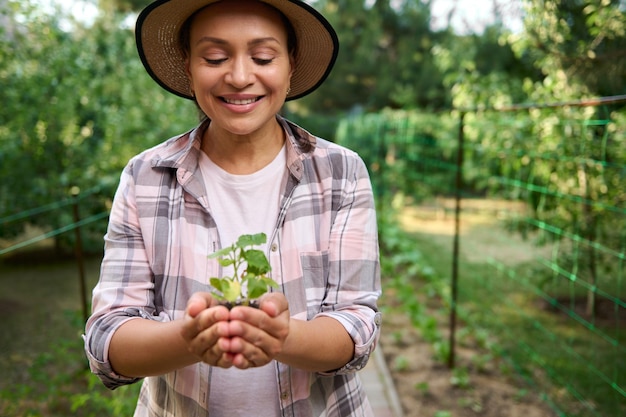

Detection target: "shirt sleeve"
[315, 151, 382, 375]
[83, 160, 167, 389]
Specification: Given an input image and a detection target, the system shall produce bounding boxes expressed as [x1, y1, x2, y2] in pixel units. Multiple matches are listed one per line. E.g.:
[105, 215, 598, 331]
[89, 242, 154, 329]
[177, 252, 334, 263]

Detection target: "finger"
[181, 306, 229, 346]
[231, 352, 253, 369]
[228, 342, 270, 369]
[189, 323, 235, 366]
[203, 340, 236, 368]
[258, 292, 288, 317]
[226, 320, 280, 363]
[185, 292, 218, 318]
[185, 320, 223, 356]
[229, 305, 290, 343]
[180, 299, 242, 368]
[228, 307, 271, 338]
[216, 352, 236, 368]
[229, 305, 282, 333]
[195, 305, 230, 331]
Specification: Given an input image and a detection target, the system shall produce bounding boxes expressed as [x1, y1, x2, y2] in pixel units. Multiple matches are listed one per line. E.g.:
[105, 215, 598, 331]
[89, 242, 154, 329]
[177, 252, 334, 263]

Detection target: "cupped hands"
[181, 292, 290, 369]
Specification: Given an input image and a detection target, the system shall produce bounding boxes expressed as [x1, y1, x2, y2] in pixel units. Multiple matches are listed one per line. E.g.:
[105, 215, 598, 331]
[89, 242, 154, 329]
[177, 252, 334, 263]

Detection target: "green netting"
[337, 99, 625, 417]
[0, 185, 110, 256]
[0, 211, 109, 257]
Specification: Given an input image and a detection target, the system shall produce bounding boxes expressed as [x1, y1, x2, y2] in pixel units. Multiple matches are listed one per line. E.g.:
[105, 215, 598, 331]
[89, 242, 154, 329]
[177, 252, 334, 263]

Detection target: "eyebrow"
[195, 36, 281, 47]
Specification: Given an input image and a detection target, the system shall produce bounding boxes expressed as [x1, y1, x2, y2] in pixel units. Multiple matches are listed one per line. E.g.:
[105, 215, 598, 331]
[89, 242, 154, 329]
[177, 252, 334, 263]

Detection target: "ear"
[288, 54, 295, 79]
[185, 58, 195, 97]
[185, 58, 192, 79]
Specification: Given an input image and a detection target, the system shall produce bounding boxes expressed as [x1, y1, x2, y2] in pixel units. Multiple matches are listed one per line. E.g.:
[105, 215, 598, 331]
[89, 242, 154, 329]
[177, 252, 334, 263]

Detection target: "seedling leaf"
[217, 258, 235, 267]
[244, 249, 271, 275]
[247, 277, 269, 300]
[207, 232, 277, 304]
[208, 245, 235, 259]
[222, 280, 241, 302]
[237, 233, 266, 248]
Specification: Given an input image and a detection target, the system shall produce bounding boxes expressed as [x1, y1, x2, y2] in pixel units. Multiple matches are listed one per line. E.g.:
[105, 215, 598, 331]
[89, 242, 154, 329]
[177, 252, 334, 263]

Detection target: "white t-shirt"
[198, 146, 286, 416]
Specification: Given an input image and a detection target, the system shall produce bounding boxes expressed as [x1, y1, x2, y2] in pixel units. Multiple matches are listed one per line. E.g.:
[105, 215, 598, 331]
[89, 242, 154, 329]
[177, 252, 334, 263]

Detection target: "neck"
[201, 119, 285, 175]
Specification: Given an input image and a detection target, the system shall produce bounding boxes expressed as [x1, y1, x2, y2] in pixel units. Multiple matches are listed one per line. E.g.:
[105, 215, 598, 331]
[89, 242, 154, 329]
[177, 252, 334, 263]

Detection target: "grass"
[0, 251, 140, 417]
[393, 204, 626, 417]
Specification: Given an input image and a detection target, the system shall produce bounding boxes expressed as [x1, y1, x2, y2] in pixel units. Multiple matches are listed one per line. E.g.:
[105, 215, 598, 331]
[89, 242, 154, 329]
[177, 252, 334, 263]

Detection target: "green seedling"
[414, 381, 429, 394]
[208, 233, 278, 306]
[393, 355, 410, 371]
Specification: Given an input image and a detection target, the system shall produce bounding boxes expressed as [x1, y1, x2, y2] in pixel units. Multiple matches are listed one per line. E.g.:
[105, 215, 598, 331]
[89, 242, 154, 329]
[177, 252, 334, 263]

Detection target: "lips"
[221, 96, 263, 105]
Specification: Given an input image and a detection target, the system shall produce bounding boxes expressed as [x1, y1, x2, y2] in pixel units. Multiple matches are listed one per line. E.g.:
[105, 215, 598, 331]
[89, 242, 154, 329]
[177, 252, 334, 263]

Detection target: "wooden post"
[71, 187, 89, 324]
[449, 111, 465, 369]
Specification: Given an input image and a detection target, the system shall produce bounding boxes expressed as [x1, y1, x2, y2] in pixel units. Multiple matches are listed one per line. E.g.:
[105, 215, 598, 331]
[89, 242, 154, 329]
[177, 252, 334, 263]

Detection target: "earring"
[286, 87, 291, 96]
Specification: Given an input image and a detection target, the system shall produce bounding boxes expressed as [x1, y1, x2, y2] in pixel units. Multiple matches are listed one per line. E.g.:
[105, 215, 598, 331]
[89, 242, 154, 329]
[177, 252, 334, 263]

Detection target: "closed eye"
[253, 58, 274, 65]
[204, 58, 227, 65]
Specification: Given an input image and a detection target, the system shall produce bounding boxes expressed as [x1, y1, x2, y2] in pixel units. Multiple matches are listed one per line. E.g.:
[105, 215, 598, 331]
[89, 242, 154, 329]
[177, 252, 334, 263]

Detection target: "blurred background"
[1, 0, 624, 416]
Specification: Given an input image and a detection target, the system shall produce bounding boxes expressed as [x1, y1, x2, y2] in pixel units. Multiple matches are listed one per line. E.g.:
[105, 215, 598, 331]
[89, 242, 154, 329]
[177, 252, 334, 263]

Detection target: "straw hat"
[136, 0, 339, 101]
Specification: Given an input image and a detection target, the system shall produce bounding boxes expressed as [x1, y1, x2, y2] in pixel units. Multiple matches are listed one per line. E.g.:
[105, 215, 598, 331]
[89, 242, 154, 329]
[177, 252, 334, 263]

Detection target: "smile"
[221, 97, 263, 105]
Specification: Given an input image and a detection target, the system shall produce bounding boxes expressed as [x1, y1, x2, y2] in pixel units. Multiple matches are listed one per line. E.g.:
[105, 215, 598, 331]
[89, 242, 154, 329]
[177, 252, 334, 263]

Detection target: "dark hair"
[178, 2, 297, 62]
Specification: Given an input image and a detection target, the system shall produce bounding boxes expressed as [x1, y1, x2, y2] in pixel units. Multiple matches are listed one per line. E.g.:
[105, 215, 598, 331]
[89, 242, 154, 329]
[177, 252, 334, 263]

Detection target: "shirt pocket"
[300, 250, 330, 320]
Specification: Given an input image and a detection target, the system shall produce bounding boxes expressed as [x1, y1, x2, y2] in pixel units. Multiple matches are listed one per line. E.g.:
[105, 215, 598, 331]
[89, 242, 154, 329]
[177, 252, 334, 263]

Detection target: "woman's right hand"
[181, 292, 233, 367]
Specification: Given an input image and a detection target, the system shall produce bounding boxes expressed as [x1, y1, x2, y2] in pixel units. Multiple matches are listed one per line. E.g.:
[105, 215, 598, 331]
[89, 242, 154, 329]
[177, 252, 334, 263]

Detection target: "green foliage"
[392, 355, 410, 372]
[450, 367, 471, 389]
[2, 0, 625, 413]
[376, 201, 453, 372]
[509, 0, 626, 99]
[0, 309, 140, 417]
[0, 0, 196, 250]
[336, 109, 458, 204]
[415, 381, 429, 394]
[208, 233, 278, 304]
[365, 102, 625, 416]
[4, 0, 624, 257]
[300, 0, 449, 113]
[435, 27, 538, 110]
[106, 0, 151, 13]
[438, 0, 626, 110]
[462, 105, 626, 309]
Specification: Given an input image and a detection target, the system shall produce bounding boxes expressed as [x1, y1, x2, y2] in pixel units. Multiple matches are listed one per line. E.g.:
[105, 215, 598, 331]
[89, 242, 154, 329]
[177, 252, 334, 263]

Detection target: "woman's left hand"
[224, 292, 290, 369]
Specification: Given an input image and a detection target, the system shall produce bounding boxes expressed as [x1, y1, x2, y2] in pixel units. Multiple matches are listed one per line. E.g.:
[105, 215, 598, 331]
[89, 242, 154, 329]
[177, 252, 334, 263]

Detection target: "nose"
[225, 56, 254, 89]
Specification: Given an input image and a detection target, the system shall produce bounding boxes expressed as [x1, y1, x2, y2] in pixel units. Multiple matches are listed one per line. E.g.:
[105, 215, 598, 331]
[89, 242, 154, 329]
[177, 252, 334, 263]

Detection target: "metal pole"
[71, 187, 89, 324]
[448, 111, 465, 369]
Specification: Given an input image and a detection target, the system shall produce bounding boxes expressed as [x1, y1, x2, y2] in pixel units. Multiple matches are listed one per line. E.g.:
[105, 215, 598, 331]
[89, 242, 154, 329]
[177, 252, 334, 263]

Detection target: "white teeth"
[224, 98, 256, 105]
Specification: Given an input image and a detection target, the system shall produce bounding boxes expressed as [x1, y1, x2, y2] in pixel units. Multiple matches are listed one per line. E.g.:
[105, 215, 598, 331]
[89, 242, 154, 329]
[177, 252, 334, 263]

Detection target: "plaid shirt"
[84, 116, 382, 417]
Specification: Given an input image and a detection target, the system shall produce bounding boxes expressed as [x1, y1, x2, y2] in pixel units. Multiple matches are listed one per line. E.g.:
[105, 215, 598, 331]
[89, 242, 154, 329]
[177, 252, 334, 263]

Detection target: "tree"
[105, 0, 150, 13]
[295, 0, 448, 114]
[458, 0, 626, 317]
[510, 0, 626, 100]
[0, 0, 196, 250]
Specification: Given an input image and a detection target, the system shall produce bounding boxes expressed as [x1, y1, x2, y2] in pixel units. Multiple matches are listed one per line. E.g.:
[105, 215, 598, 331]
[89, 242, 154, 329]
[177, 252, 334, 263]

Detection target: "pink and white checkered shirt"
[84, 116, 382, 417]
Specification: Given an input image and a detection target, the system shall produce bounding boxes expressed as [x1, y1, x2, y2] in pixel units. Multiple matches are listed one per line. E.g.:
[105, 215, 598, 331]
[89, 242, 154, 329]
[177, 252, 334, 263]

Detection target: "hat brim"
[136, 0, 339, 101]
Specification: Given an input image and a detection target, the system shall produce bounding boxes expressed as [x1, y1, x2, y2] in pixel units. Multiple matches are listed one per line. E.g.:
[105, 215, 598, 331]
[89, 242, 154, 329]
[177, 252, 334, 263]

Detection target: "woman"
[84, 0, 381, 415]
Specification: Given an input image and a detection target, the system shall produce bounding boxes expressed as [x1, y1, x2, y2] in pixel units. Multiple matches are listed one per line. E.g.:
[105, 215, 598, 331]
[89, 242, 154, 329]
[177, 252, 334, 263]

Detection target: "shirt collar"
[150, 115, 317, 178]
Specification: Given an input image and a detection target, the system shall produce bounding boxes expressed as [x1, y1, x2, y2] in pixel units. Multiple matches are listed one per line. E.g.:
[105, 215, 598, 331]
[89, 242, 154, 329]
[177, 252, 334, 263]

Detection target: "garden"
[1, 0, 625, 415]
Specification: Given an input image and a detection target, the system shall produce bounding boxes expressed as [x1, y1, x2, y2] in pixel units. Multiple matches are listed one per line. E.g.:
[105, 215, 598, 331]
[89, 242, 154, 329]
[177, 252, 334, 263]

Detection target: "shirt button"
[271, 243, 278, 252]
[281, 391, 288, 400]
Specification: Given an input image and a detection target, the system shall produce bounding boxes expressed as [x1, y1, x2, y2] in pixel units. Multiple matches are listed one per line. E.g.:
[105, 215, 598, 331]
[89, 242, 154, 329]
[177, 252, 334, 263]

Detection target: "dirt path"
[380, 202, 558, 417]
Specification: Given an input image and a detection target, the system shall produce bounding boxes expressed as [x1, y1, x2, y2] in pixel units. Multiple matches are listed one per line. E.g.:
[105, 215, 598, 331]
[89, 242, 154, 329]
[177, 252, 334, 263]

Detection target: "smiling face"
[184, 0, 294, 139]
